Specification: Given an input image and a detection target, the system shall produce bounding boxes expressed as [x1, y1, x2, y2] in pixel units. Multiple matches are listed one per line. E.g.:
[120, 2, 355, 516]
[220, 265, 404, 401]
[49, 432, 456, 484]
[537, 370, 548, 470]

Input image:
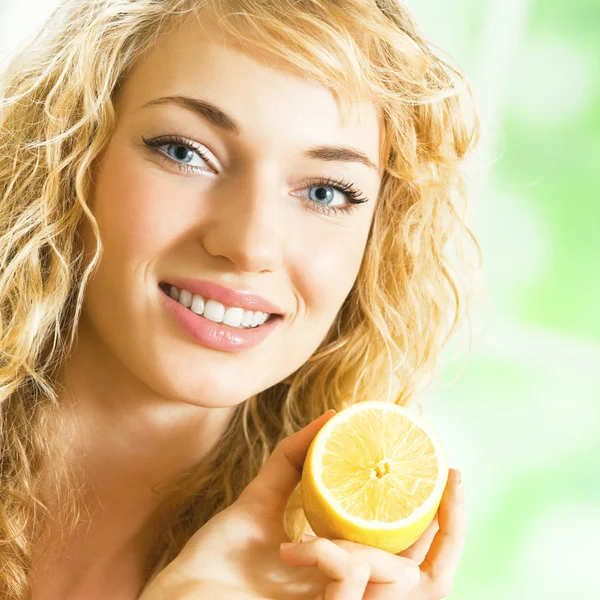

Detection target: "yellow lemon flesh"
[301, 401, 448, 554]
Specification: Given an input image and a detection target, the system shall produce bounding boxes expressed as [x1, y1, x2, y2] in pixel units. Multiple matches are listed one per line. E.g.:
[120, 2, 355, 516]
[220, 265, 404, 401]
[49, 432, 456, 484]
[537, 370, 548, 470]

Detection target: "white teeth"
[190, 294, 205, 315]
[165, 284, 274, 329]
[203, 299, 225, 323]
[223, 306, 244, 327]
[178, 289, 193, 308]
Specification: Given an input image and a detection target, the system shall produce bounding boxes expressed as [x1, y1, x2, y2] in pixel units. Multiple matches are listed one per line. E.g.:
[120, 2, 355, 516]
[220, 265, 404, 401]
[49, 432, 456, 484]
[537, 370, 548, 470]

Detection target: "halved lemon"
[301, 401, 448, 554]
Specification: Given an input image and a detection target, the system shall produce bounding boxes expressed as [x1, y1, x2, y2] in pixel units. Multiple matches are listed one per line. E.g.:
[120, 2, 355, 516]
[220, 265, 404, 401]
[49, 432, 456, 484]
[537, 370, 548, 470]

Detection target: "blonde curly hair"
[0, 0, 480, 597]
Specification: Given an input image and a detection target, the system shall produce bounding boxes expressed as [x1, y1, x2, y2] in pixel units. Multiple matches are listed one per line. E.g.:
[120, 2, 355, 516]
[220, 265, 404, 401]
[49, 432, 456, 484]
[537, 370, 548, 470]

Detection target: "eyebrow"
[142, 95, 379, 173]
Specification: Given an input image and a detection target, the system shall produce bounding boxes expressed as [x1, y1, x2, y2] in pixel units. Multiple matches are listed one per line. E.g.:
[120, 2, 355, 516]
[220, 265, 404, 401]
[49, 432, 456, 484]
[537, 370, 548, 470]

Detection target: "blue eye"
[165, 143, 196, 164]
[297, 177, 369, 210]
[142, 135, 370, 216]
[143, 135, 212, 172]
[309, 186, 336, 205]
[295, 182, 360, 212]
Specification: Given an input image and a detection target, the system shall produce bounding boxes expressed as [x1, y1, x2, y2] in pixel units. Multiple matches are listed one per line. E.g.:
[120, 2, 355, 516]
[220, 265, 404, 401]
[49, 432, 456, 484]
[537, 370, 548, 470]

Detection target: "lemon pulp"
[301, 401, 448, 553]
[321, 408, 439, 522]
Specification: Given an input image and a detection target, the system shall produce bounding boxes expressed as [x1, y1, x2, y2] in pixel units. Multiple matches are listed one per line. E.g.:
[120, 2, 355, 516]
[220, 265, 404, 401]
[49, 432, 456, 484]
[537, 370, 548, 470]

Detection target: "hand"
[139, 410, 467, 599]
[279, 467, 467, 599]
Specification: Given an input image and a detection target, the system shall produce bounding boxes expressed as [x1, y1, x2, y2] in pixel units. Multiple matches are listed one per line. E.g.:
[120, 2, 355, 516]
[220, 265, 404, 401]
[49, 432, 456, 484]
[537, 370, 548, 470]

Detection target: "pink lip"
[159, 286, 282, 352]
[160, 277, 284, 315]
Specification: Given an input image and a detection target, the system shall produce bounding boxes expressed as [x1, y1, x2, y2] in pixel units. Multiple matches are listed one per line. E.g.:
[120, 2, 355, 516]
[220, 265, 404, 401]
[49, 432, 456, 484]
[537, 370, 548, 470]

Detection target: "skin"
[138, 412, 467, 600]
[31, 14, 384, 600]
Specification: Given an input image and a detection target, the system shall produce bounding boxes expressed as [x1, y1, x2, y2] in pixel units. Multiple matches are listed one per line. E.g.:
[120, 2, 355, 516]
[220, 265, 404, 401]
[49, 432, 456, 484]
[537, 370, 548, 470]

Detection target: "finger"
[397, 512, 439, 564]
[237, 409, 337, 511]
[319, 563, 370, 600]
[327, 538, 420, 590]
[421, 468, 467, 597]
[280, 538, 352, 580]
[280, 539, 369, 600]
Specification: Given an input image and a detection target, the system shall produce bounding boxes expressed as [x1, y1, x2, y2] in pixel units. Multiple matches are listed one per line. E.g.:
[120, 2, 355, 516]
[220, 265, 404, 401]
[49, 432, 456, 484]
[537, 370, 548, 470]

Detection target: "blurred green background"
[405, 0, 600, 598]
[1, 0, 599, 598]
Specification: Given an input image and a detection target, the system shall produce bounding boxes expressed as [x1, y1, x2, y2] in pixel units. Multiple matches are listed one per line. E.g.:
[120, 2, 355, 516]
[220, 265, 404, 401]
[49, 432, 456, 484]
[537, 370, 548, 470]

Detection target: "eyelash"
[141, 134, 369, 217]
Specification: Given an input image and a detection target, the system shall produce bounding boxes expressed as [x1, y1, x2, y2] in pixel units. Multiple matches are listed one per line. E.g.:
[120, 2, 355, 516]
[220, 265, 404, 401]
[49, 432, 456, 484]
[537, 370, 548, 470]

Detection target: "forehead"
[116, 15, 384, 172]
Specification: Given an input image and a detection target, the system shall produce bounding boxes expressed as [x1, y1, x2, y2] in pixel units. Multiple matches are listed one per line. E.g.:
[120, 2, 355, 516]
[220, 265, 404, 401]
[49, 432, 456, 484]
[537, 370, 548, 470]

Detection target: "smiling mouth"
[159, 282, 282, 329]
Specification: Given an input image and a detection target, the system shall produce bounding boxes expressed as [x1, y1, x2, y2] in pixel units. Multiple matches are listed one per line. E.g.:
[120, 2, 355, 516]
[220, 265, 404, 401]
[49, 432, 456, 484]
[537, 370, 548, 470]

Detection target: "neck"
[32, 315, 237, 597]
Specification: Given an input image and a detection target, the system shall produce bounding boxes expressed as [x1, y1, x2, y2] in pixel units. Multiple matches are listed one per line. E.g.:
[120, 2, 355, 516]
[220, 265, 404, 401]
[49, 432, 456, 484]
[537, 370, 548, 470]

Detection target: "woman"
[0, 0, 479, 598]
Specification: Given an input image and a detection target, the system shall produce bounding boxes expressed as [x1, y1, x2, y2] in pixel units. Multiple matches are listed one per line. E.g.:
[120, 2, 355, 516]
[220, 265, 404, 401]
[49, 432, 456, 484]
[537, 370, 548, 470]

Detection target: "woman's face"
[81, 16, 383, 407]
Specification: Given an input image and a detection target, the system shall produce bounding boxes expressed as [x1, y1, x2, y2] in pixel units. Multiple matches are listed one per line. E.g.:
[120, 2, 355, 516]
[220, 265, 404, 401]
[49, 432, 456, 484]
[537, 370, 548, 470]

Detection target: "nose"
[200, 170, 284, 273]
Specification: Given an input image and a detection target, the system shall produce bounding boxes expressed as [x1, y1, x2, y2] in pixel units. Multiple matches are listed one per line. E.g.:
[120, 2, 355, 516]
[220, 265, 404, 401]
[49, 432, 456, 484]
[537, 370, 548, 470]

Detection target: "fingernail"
[453, 470, 464, 494]
[456, 480, 465, 499]
[280, 542, 297, 551]
[301, 533, 316, 542]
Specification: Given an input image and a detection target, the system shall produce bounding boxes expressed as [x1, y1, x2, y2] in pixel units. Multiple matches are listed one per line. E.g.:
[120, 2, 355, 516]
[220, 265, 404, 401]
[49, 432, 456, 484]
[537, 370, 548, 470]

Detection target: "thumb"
[237, 409, 337, 512]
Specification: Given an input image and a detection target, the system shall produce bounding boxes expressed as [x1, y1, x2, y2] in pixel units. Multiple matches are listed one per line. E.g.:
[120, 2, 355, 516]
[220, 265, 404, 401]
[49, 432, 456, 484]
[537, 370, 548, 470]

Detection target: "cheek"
[292, 222, 369, 325]
[90, 146, 196, 268]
